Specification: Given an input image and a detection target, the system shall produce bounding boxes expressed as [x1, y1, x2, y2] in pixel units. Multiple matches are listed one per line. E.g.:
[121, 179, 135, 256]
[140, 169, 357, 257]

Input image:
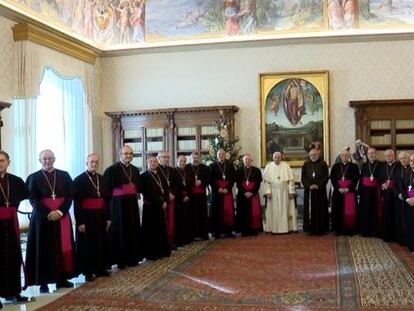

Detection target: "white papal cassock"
[263, 161, 297, 233]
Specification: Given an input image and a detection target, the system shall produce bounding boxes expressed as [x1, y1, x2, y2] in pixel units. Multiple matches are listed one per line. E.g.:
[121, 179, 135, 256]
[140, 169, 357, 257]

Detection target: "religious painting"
[256, 0, 324, 34]
[359, 0, 414, 28]
[260, 71, 329, 167]
[4, 0, 146, 45]
[327, 0, 358, 29]
[145, 0, 258, 41]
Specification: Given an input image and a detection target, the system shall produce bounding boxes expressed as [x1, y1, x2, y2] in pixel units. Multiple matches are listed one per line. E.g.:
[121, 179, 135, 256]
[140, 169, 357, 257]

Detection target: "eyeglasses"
[122, 152, 133, 155]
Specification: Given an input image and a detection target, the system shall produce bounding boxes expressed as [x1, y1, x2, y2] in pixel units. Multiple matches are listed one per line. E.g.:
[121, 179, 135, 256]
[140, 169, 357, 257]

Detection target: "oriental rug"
[38, 234, 414, 311]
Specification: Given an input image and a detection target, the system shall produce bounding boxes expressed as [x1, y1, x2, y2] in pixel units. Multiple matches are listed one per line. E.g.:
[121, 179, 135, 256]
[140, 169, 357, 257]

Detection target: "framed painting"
[260, 71, 329, 167]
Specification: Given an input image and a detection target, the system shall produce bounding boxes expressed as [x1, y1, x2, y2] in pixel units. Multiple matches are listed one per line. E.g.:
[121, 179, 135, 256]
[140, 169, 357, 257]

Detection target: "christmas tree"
[203, 109, 242, 167]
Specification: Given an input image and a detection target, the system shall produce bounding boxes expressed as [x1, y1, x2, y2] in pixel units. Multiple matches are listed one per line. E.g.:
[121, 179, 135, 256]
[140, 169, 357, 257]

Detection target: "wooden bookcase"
[105, 106, 238, 171]
[349, 99, 414, 159]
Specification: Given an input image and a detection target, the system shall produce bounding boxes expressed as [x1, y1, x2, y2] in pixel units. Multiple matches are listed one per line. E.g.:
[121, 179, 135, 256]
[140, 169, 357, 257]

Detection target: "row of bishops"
[0, 146, 270, 307]
[302, 147, 414, 251]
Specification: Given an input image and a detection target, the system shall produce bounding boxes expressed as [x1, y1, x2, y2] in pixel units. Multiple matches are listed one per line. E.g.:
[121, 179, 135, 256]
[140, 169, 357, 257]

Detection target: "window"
[12, 66, 91, 224]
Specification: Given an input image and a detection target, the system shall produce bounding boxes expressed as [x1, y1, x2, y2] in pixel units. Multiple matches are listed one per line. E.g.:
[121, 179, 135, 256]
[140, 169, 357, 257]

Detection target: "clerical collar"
[120, 161, 129, 167]
[0, 173, 6, 178]
[149, 169, 157, 174]
[388, 161, 395, 166]
[43, 168, 55, 174]
[87, 170, 96, 175]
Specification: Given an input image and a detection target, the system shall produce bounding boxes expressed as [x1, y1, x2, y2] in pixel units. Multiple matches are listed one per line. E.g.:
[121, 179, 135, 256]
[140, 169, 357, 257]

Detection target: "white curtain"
[11, 66, 91, 226]
[12, 66, 90, 178]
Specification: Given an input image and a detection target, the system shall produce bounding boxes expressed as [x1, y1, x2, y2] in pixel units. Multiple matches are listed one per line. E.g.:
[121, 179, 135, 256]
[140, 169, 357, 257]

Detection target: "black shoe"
[39, 284, 49, 293]
[85, 274, 95, 282]
[14, 294, 29, 302]
[117, 264, 126, 270]
[97, 271, 110, 277]
[0, 300, 3, 309]
[56, 280, 74, 288]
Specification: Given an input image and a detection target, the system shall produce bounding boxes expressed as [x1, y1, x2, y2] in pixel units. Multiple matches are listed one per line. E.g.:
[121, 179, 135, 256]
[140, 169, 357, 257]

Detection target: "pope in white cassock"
[263, 152, 298, 233]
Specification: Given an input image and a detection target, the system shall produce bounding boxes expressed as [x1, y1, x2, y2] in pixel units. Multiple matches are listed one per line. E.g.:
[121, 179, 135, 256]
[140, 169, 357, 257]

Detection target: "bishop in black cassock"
[330, 149, 359, 235]
[26, 150, 76, 293]
[236, 154, 262, 236]
[357, 148, 383, 237]
[141, 157, 170, 260]
[301, 149, 329, 235]
[400, 154, 414, 251]
[0, 151, 28, 305]
[209, 149, 236, 238]
[378, 149, 402, 242]
[186, 152, 209, 240]
[73, 153, 110, 281]
[175, 155, 192, 246]
[104, 145, 143, 269]
[157, 151, 179, 248]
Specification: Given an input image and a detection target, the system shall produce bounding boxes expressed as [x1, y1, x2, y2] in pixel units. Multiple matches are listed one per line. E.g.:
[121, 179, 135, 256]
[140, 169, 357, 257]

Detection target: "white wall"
[101, 38, 414, 168]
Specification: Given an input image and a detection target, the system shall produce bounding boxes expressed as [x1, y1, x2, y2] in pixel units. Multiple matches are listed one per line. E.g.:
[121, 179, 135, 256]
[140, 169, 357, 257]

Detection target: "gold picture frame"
[260, 71, 329, 167]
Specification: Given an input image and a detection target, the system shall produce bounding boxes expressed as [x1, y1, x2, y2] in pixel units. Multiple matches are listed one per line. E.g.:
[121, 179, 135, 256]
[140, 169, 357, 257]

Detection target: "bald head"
[398, 151, 410, 167]
[340, 149, 350, 164]
[39, 149, 55, 172]
[309, 148, 319, 162]
[384, 149, 395, 164]
[120, 145, 134, 165]
[243, 153, 253, 167]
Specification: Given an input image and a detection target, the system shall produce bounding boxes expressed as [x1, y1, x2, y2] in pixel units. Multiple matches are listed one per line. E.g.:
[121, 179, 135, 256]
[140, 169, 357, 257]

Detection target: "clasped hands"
[264, 193, 295, 200]
[218, 188, 228, 194]
[338, 187, 349, 194]
[47, 210, 62, 221]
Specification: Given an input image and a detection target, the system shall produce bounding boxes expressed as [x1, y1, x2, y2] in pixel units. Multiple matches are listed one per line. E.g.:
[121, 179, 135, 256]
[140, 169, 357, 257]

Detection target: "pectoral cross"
[51, 192, 56, 200]
[222, 175, 226, 180]
[370, 175, 374, 182]
[312, 171, 316, 178]
[341, 176, 345, 181]
[409, 185, 412, 192]
[246, 180, 249, 186]
[5, 201, 9, 208]
[97, 190, 101, 197]
[195, 175, 198, 181]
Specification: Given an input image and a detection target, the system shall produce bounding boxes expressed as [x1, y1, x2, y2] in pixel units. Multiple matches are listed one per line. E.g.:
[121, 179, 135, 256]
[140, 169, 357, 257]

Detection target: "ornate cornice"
[12, 23, 100, 64]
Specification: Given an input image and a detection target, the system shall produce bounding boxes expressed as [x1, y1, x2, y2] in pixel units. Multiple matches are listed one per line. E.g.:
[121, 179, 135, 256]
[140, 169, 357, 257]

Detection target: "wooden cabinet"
[105, 106, 238, 171]
[349, 99, 414, 158]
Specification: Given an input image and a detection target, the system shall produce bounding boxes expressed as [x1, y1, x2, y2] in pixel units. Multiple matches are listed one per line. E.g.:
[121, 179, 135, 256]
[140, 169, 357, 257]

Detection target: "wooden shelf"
[106, 106, 238, 169]
[350, 99, 414, 153]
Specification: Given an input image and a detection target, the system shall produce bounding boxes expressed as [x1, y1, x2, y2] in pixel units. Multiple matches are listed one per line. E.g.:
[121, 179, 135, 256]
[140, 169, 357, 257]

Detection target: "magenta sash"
[362, 176, 378, 187]
[0, 206, 19, 241]
[408, 189, 414, 198]
[112, 183, 137, 197]
[167, 201, 175, 244]
[81, 198, 105, 210]
[242, 181, 261, 230]
[216, 180, 234, 227]
[40, 197, 74, 273]
[337, 179, 356, 230]
[192, 185, 205, 194]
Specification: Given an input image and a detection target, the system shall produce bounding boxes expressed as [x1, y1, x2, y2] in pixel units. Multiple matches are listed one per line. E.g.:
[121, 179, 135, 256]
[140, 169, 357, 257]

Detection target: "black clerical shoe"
[117, 264, 126, 270]
[39, 284, 49, 294]
[56, 280, 74, 289]
[97, 271, 111, 277]
[0, 299, 3, 309]
[5, 294, 29, 302]
[85, 274, 96, 282]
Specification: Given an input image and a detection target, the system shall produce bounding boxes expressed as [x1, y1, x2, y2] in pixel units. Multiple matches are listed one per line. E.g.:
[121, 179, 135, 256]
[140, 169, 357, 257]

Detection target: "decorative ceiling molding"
[12, 23, 100, 64]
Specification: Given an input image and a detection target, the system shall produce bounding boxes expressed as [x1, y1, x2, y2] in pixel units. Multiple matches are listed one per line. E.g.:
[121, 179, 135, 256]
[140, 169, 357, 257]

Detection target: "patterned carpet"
[37, 234, 414, 311]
